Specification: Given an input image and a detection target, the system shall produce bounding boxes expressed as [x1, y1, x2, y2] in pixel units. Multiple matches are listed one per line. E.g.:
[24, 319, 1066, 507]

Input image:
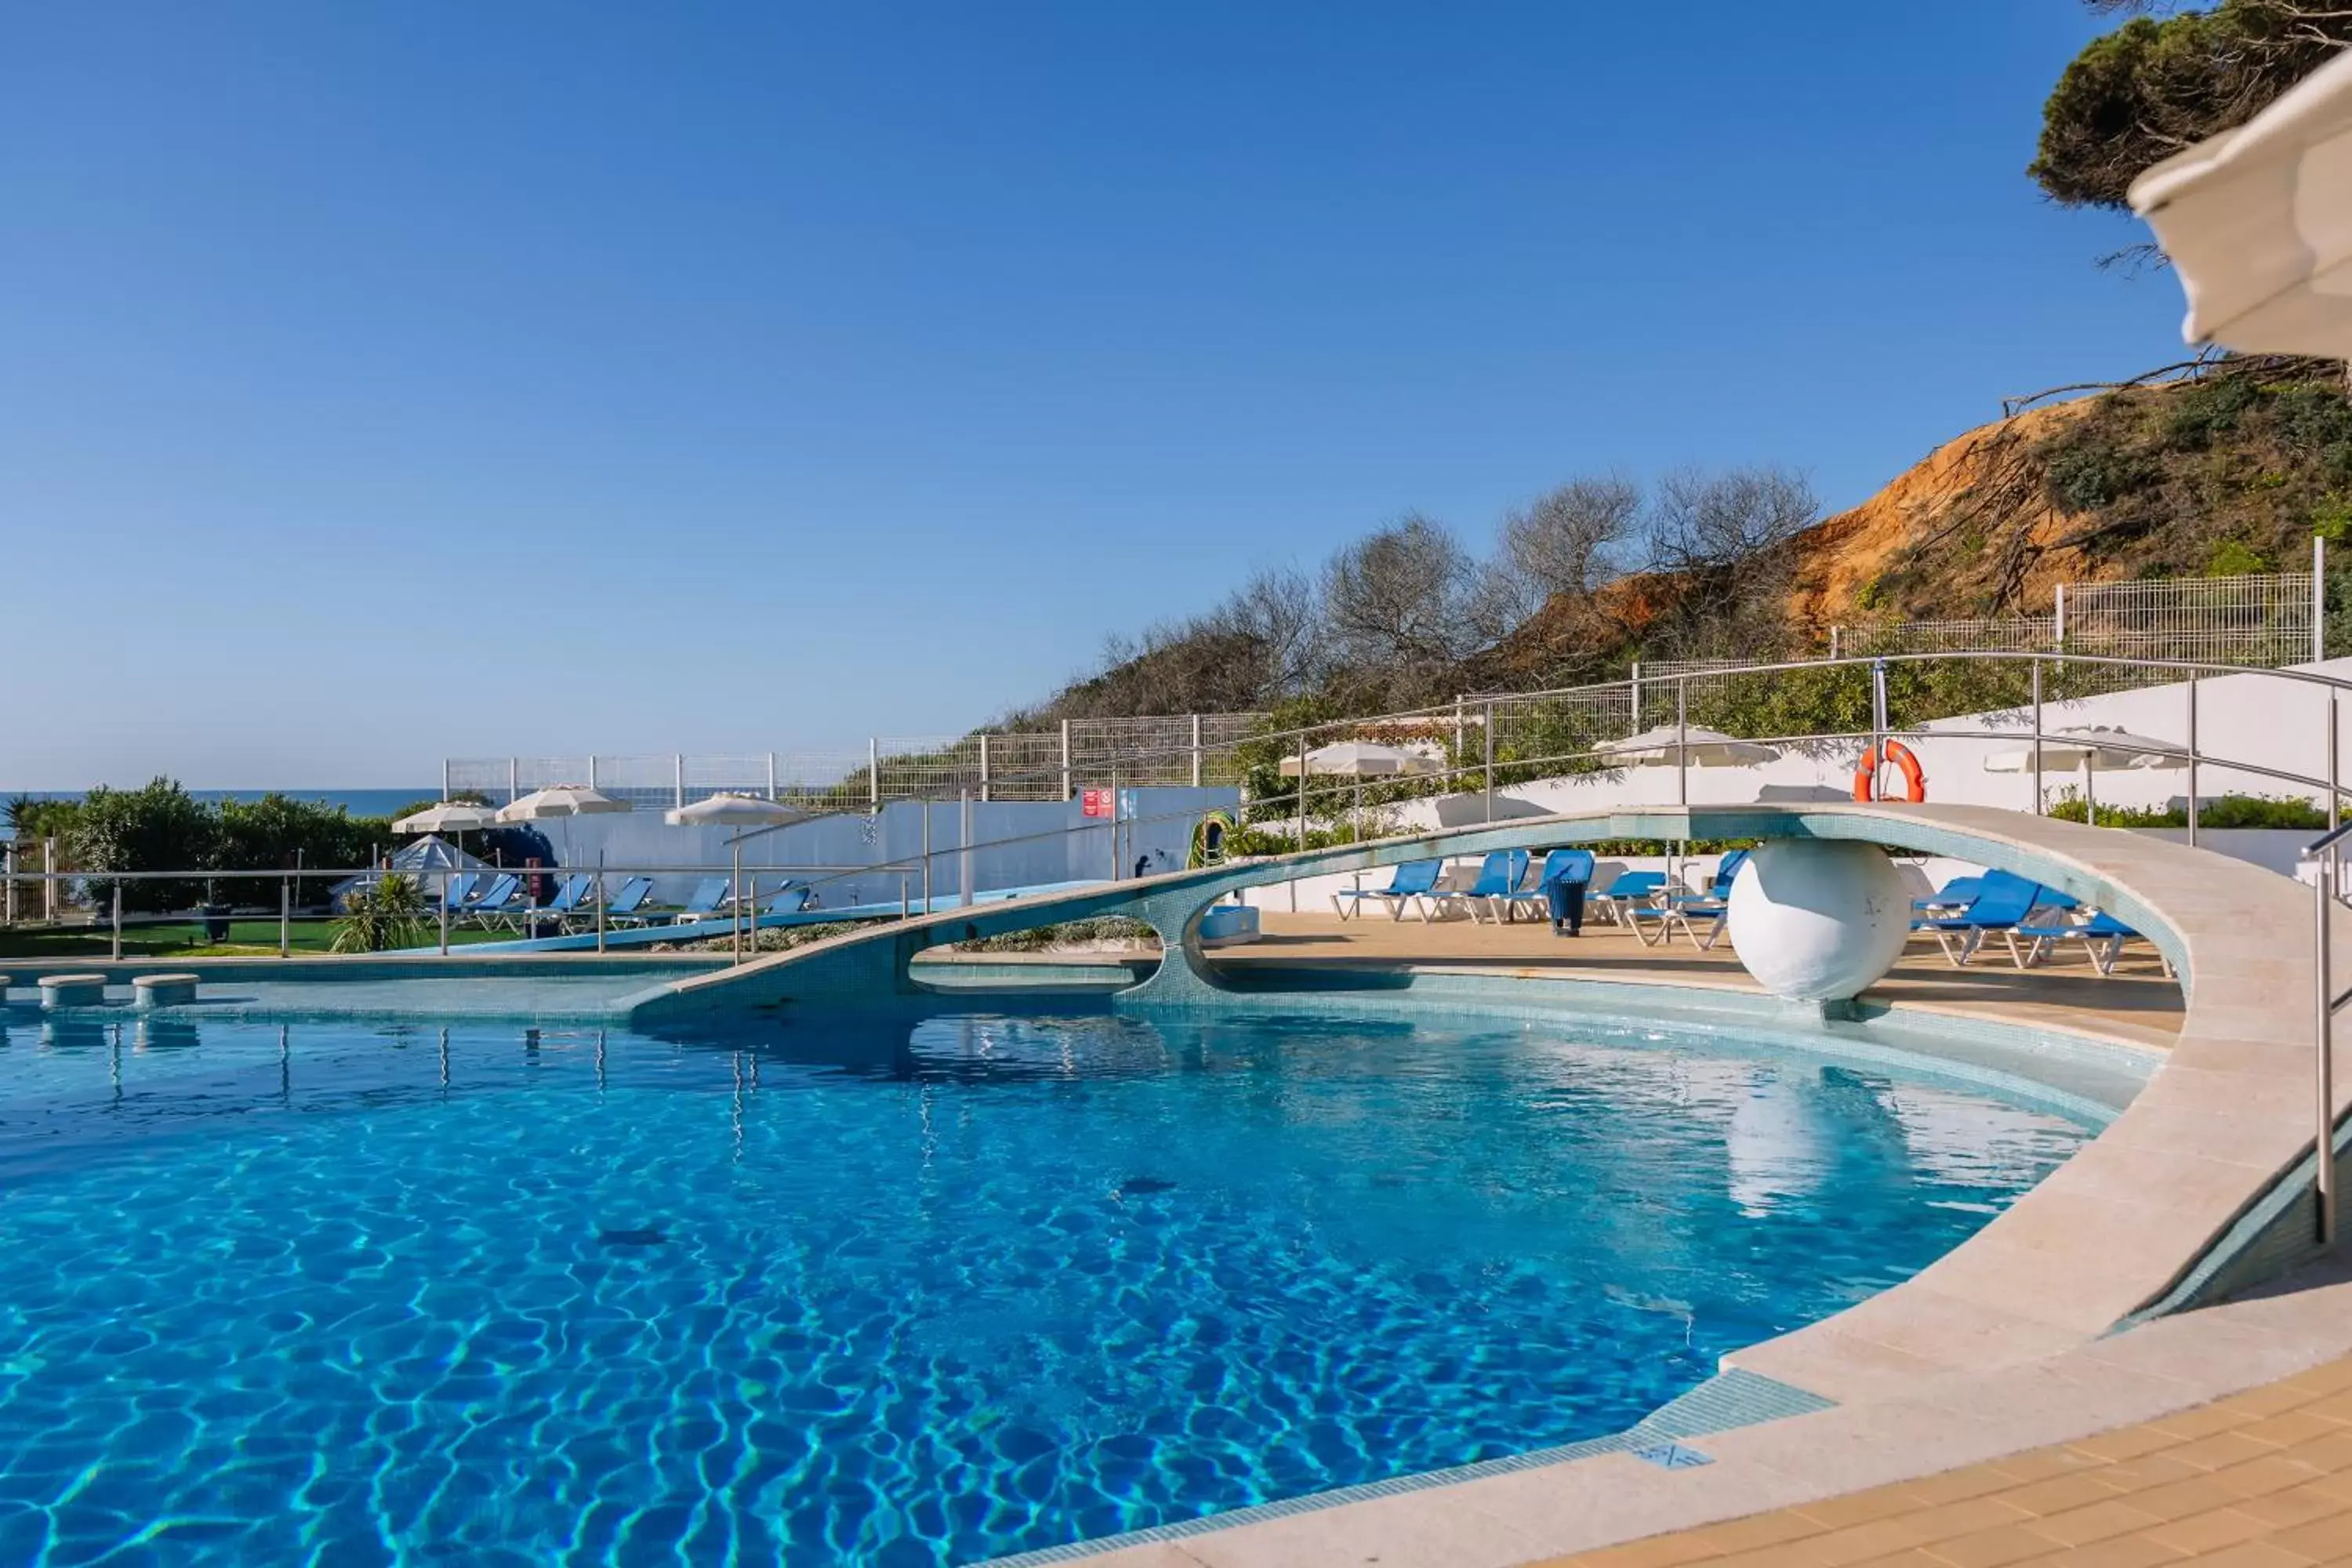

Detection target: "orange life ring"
[1853, 740, 1927, 803]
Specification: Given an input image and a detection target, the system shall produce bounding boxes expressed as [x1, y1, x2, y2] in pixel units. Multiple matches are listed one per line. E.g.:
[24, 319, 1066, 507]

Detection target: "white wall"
[1459, 656, 2352, 820]
[488, 787, 1237, 909]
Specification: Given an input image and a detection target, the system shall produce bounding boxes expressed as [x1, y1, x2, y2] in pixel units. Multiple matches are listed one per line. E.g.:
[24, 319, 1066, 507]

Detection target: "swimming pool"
[0, 1006, 2093, 1565]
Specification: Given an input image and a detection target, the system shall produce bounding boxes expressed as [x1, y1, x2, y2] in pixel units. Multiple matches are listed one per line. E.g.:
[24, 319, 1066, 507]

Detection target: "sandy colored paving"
[1210, 911, 2185, 1052]
[1535, 1358, 2352, 1568]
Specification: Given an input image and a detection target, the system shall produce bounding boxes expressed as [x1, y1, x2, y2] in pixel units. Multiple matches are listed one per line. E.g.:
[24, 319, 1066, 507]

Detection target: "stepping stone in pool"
[597, 1226, 669, 1247]
[1113, 1176, 1176, 1199]
[132, 974, 201, 1009]
[37, 975, 107, 1009]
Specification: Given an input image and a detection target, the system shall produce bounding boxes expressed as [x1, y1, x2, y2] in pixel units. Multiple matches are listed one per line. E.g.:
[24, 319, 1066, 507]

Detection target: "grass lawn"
[0, 919, 519, 959]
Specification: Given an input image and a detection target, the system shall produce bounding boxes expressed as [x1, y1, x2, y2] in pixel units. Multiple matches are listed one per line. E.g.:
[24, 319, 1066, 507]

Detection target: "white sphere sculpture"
[1725, 839, 1911, 1003]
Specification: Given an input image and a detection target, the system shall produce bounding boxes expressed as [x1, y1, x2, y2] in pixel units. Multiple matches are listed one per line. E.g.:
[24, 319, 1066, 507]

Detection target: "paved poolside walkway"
[1209, 912, 2186, 1052]
[1530, 1358, 2352, 1568]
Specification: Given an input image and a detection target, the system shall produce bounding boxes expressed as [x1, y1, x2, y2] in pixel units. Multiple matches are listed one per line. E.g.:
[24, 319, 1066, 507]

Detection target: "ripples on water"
[0, 1007, 2091, 1565]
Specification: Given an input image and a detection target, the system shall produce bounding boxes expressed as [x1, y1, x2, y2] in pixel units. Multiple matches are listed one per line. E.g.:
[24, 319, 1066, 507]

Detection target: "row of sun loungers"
[1911, 868, 2169, 976]
[1329, 851, 2162, 976]
[433, 873, 813, 933]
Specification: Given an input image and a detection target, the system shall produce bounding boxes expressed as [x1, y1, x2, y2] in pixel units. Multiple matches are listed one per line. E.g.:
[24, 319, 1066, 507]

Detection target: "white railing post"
[1868, 659, 1888, 803]
[960, 789, 975, 907]
[586, 754, 597, 790]
[1630, 662, 1642, 732]
[674, 755, 685, 809]
[768, 752, 778, 801]
[508, 758, 518, 804]
[922, 797, 933, 913]
[1060, 719, 1073, 800]
[1483, 700, 1496, 822]
[869, 739, 880, 810]
[2054, 583, 2067, 651]
[2315, 844, 2338, 1250]
[1190, 713, 1203, 789]
[2031, 657, 2044, 815]
[2187, 673, 2200, 848]
[1675, 681, 1690, 806]
[441, 758, 451, 800]
[1293, 736, 1308, 913]
[979, 734, 991, 803]
[2317, 535, 2328, 665]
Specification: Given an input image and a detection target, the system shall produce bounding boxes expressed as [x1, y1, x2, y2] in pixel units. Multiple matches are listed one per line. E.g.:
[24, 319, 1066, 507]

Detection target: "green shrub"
[214, 794, 386, 904]
[2205, 539, 2271, 577]
[2043, 434, 2155, 511]
[2047, 790, 2335, 829]
[2312, 495, 2352, 543]
[953, 916, 1158, 952]
[67, 779, 217, 914]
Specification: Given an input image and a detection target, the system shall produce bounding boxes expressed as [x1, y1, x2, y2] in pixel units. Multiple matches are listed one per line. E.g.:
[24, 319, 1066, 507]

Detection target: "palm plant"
[330, 873, 426, 953]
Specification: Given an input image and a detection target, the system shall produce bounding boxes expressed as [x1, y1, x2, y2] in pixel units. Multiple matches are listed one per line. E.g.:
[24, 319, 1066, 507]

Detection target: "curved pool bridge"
[622, 800, 2350, 1405]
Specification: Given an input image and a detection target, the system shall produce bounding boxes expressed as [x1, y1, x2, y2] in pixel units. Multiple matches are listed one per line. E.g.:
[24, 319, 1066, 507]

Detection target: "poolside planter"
[1196, 905, 1261, 948]
[199, 904, 233, 943]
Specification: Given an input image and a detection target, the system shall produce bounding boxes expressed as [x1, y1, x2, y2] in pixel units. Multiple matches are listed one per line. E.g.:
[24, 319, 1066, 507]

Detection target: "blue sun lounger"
[1915, 869, 2049, 968]
[1589, 869, 1666, 927]
[1912, 875, 1982, 918]
[1503, 848, 1598, 925]
[761, 880, 817, 916]
[601, 877, 657, 926]
[437, 872, 481, 918]
[1625, 850, 1748, 949]
[1434, 850, 1530, 923]
[541, 875, 596, 920]
[458, 873, 524, 930]
[673, 877, 731, 923]
[2024, 909, 2171, 976]
[1330, 858, 1443, 922]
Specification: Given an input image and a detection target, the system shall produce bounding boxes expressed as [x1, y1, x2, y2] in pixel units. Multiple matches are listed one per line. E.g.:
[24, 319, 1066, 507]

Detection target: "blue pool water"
[0, 1007, 2093, 1566]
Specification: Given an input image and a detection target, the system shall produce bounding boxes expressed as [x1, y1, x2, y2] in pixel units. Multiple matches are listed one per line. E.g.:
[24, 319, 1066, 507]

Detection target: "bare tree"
[1492, 475, 1642, 623]
[1647, 466, 1819, 574]
[1321, 514, 1484, 698]
[1641, 466, 1821, 659]
[1213, 564, 1325, 699]
[1025, 564, 1327, 719]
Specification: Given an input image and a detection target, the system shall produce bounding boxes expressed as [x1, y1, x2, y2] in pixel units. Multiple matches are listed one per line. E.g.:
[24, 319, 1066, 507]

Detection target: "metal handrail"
[703, 646, 2352, 840]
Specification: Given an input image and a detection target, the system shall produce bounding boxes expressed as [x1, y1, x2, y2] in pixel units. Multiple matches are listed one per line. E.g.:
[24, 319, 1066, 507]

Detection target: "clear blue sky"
[2, 2, 2183, 787]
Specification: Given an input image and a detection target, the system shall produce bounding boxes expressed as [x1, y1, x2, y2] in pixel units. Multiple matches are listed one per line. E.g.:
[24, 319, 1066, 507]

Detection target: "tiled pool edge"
[978, 1371, 1837, 1568]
